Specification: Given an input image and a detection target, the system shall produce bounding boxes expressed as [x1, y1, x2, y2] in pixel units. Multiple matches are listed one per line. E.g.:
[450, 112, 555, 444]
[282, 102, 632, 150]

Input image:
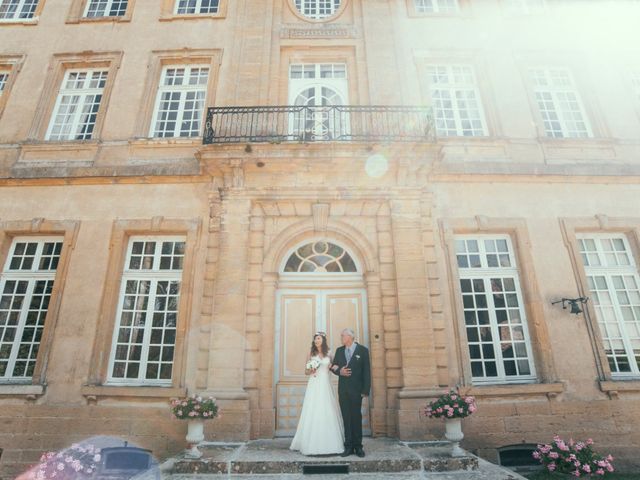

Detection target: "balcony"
[202, 105, 435, 145]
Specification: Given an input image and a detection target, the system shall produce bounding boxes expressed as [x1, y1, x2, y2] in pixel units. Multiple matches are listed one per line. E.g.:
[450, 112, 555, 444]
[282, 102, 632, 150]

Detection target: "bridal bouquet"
[306, 358, 321, 371]
[423, 389, 477, 419]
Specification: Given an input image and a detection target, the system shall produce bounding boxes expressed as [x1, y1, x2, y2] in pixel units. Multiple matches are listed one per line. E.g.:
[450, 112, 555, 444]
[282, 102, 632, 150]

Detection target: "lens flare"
[364, 154, 389, 178]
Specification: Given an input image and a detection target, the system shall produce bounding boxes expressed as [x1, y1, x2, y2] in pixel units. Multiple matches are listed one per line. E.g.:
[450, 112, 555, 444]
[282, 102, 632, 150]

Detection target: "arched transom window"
[294, 0, 342, 20]
[284, 241, 358, 273]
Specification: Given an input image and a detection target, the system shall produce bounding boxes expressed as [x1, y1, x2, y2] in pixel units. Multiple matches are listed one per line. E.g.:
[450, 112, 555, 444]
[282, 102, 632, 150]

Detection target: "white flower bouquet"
[305, 358, 321, 371]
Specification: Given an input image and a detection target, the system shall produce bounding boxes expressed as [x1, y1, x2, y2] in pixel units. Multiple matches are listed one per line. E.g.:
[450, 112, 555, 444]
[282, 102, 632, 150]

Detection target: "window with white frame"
[414, 0, 458, 14]
[108, 237, 186, 385]
[46, 69, 108, 141]
[151, 65, 209, 138]
[631, 70, 640, 103]
[84, 0, 127, 17]
[578, 235, 640, 377]
[455, 236, 536, 384]
[288, 63, 349, 140]
[0, 237, 63, 382]
[175, 0, 219, 14]
[426, 64, 488, 137]
[503, 0, 546, 14]
[294, 0, 341, 19]
[0, 71, 8, 97]
[530, 67, 592, 138]
[0, 0, 39, 20]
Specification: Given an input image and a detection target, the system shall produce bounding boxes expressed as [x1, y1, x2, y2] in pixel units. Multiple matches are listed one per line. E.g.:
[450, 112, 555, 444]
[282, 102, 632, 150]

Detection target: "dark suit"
[331, 343, 371, 451]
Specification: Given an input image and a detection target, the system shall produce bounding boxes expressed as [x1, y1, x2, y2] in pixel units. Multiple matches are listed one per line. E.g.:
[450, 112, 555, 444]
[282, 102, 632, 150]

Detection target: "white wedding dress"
[289, 355, 344, 455]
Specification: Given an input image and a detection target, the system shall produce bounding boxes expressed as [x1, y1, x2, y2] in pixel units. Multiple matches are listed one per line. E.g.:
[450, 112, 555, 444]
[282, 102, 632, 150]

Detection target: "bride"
[289, 332, 344, 455]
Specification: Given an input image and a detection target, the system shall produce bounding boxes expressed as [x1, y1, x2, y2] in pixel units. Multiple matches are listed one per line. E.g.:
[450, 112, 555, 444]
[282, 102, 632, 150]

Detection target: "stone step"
[166, 438, 501, 477]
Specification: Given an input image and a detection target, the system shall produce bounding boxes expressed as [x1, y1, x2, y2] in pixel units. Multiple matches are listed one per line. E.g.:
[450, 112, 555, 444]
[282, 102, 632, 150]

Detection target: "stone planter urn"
[185, 419, 205, 459]
[444, 418, 465, 457]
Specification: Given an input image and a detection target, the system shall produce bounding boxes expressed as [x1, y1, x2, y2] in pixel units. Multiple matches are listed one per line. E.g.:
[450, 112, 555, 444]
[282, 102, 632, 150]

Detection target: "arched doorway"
[274, 239, 370, 437]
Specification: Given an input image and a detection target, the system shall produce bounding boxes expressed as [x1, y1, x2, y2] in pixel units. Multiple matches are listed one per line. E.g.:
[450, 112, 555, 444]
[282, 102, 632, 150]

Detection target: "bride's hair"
[310, 332, 329, 357]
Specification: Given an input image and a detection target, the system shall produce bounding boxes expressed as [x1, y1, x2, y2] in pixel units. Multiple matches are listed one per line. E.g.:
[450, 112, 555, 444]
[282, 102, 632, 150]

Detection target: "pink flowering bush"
[27, 443, 101, 479]
[533, 436, 614, 477]
[422, 389, 477, 419]
[171, 394, 219, 420]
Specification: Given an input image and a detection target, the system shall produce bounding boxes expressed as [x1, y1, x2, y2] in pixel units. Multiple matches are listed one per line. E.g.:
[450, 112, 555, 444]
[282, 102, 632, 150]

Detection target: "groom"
[330, 328, 371, 458]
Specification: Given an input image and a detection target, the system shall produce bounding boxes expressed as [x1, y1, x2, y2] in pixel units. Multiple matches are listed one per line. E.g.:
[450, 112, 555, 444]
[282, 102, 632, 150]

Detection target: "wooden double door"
[274, 289, 370, 437]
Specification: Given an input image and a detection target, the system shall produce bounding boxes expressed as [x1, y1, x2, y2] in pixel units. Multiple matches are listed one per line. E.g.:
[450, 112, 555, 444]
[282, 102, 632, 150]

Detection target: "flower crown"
[314, 331, 326, 337]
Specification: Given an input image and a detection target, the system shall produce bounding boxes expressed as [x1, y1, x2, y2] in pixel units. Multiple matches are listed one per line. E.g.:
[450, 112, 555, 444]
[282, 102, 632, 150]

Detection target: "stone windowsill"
[0, 383, 45, 398]
[0, 18, 39, 26]
[66, 15, 132, 24]
[81, 384, 187, 401]
[599, 379, 640, 398]
[459, 382, 565, 398]
[129, 137, 202, 148]
[160, 14, 226, 21]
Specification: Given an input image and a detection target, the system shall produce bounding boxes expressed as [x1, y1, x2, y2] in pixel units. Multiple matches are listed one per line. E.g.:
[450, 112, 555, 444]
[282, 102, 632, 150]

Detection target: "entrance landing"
[167, 437, 525, 479]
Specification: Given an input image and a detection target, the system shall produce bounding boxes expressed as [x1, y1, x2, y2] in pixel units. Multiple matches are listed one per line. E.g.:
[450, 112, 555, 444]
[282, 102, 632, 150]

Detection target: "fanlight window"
[284, 242, 357, 273]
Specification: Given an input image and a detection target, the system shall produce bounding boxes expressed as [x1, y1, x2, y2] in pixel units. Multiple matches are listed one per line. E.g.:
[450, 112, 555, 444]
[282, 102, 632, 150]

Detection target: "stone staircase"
[160, 438, 526, 479]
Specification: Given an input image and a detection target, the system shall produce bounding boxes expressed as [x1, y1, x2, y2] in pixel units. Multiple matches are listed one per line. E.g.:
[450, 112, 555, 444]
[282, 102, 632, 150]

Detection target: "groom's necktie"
[346, 345, 353, 364]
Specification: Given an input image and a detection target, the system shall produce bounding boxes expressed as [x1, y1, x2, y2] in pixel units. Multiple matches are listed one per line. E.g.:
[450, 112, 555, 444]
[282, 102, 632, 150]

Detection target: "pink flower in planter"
[595, 468, 605, 475]
[547, 462, 556, 471]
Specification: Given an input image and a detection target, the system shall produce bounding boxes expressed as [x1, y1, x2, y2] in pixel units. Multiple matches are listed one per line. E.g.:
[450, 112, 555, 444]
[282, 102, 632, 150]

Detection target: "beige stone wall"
[1, 0, 640, 477]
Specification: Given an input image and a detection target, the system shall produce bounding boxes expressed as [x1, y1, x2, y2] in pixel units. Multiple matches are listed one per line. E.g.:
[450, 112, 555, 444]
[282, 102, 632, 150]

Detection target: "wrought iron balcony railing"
[202, 105, 435, 144]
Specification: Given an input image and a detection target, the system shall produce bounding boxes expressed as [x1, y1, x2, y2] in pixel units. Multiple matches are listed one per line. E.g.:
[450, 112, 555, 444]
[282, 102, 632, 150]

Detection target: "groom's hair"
[341, 328, 355, 338]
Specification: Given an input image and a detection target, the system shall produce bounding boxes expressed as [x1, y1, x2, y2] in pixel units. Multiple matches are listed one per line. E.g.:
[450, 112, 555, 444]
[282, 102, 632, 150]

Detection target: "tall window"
[455, 236, 536, 384]
[108, 237, 186, 385]
[0, 71, 7, 97]
[426, 64, 487, 137]
[631, 71, 640, 103]
[578, 235, 640, 377]
[150, 65, 209, 138]
[289, 63, 349, 140]
[0, 0, 39, 20]
[0, 237, 63, 382]
[46, 69, 108, 141]
[175, 0, 219, 14]
[84, 0, 127, 17]
[530, 67, 592, 138]
[414, 0, 458, 13]
[294, 0, 341, 19]
[503, 0, 546, 14]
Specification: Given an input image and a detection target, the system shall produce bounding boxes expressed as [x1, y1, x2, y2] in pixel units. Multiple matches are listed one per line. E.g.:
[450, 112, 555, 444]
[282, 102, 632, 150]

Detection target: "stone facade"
[1, 0, 640, 478]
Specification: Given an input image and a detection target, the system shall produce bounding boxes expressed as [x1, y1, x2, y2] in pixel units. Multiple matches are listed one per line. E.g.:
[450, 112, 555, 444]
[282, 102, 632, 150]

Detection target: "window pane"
[109, 237, 185, 384]
[0, 238, 63, 380]
[579, 235, 640, 376]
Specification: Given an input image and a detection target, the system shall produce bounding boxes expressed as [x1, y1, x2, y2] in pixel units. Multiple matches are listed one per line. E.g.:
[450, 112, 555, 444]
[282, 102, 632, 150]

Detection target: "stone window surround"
[440, 216, 561, 397]
[0, 0, 46, 25]
[406, 0, 471, 18]
[0, 54, 25, 120]
[132, 49, 222, 140]
[66, 0, 136, 23]
[560, 215, 640, 398]
[82, 217, 201, 403]
[286, 0, 349, 23]
[0, 218, 80, 400]
[25, 51, 123, 144]
[160, 0, 228, 21]
[514, 51, 611, 142]
[414, 50, 503, 138]
[278, 46, 363, 106]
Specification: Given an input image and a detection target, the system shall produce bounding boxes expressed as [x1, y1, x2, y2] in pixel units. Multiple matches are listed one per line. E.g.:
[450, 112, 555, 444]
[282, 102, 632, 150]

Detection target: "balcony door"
[288, 63, 350, 141]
